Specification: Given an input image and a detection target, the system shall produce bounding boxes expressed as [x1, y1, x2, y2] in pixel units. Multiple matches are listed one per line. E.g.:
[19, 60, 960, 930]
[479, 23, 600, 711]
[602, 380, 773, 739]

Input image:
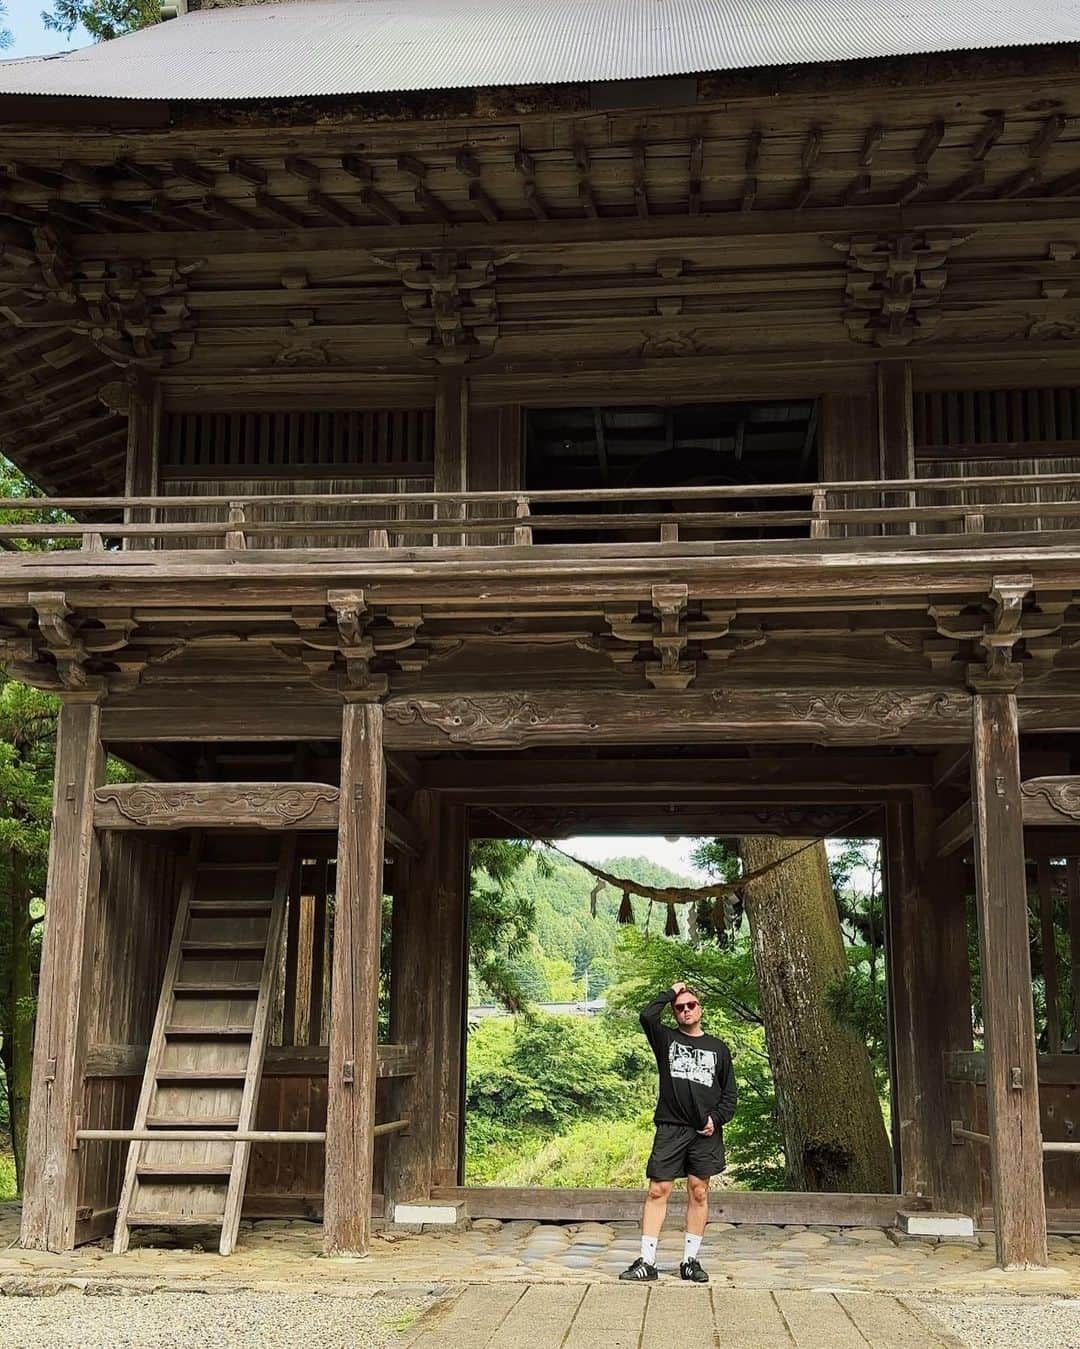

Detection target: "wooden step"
[173, 982, 261, 995]
[137, 1164, 232, 1180]
[156, 1068, 246, 1081]
[144, 1115, 240, 1129]
[181, 940, 267, 955]
[126, 1212, 225, 1227]
[164, 1024, 253, 1038]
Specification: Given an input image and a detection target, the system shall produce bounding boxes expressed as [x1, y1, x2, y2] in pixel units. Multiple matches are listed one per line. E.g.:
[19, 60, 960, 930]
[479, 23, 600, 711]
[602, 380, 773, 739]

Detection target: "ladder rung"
[126, 1212, 225, 1227]
[156, 1068, 247, 1081]
[173, 982, 261, 995]
[164, 1025, 253, 1038]
[137, 1164, 232, 1179]
[181, 940, 267, 955]
[145, 1115, 240, 1129]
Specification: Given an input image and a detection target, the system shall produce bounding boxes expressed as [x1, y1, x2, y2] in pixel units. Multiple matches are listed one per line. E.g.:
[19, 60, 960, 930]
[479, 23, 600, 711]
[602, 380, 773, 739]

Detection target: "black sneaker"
[619, 1257, 658, 1282]
[680, 1257, 709, 1283]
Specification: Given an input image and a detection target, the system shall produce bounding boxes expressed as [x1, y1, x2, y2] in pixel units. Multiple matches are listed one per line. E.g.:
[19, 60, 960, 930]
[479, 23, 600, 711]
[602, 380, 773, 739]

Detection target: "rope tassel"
[617, 890, 635, 924]
[664, 904, 680, 938]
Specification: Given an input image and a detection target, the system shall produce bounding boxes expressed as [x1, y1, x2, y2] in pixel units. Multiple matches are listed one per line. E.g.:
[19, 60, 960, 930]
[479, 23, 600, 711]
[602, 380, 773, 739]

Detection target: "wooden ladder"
[113, 831, 296, 1255]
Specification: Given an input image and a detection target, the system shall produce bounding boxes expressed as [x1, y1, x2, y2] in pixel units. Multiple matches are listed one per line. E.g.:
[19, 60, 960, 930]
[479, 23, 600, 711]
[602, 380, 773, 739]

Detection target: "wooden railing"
[1, 472, 1079, 551]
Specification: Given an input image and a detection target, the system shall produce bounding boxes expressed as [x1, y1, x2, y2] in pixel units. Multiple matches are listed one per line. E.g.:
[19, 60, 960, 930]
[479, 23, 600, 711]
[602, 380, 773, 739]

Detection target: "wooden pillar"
[21, 695, 105, 1252]
[885, 791, 979, 1214]
[432, 801, 468, 1187]
[324, 699, 385, 1255]
[434, 372, 468, 547]
[384, 789, 441, 1209]
[971, 692, 1047, 1267]
[876, 360, 915, 535]
[122, 376, 161, 551]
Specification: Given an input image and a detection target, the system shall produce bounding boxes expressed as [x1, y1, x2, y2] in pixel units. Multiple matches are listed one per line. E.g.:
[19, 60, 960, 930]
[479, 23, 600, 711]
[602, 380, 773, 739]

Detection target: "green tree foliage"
[465, 1011, 657, 1184]
[469, 844, 699, 1010]
[42, 0, 158, 42]
[0, 2, 12, 49]
[0, 681, 58, 1193]
[606, 926, 787, 1190]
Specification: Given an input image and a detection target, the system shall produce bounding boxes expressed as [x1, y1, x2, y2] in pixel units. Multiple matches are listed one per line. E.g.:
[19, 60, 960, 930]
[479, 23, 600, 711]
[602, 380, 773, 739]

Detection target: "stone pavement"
[400, 1283, 962, 1348]
[2, 1202, 1080, 1300]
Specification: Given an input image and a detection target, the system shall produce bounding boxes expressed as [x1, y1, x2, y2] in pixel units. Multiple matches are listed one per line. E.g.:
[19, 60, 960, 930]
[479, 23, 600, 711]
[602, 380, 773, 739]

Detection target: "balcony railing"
[0, 473, 1078, 552]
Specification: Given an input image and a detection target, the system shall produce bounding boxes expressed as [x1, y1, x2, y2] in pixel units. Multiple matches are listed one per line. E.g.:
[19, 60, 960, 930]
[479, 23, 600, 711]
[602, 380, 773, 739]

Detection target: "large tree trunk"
[741, 836, 893, 1193]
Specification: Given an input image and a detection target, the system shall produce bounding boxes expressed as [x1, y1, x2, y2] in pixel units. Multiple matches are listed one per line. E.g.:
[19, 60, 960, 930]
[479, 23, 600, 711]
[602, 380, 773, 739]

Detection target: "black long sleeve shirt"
[640, 989, 738, 1137]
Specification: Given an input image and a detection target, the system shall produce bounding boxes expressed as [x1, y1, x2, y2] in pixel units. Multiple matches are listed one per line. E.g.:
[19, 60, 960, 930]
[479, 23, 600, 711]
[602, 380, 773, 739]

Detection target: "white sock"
[683, 1232, 702, 1261]
[640, 1235, 658, 1264]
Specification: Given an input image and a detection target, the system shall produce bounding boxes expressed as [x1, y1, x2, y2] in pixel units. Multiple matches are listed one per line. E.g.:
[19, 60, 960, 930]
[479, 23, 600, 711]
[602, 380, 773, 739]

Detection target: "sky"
[3, 0, 89, 57]
[563, 835, 709, 881]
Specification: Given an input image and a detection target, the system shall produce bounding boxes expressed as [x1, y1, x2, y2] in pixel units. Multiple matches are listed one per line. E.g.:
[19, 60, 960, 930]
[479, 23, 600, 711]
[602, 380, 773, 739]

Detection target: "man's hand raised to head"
[671, 982, 686, 998]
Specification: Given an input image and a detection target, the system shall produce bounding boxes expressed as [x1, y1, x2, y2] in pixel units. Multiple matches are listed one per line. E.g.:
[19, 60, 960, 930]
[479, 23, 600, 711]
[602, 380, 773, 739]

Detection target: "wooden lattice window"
[914, 389, 1080, 462]
[160, 409, 435, 480]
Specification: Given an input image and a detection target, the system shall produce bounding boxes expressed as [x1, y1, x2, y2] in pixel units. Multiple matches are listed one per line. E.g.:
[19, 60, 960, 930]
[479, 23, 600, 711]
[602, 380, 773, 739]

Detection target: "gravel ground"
[0, 1289, 432, 1349]
[915, 1295, 1080, 1348]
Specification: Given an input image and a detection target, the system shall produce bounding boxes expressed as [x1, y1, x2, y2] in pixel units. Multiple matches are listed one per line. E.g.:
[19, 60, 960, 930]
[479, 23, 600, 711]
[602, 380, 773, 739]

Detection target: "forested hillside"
[469, 847, 696, 1005]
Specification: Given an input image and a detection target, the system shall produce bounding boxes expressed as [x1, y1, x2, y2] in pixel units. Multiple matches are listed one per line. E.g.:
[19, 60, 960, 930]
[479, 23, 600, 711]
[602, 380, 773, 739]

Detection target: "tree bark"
[740, 836, 894, 1193]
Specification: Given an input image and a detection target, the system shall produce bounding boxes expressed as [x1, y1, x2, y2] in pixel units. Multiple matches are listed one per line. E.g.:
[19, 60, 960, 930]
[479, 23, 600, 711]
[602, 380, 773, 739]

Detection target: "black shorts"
[646, 1123, 725, 1181]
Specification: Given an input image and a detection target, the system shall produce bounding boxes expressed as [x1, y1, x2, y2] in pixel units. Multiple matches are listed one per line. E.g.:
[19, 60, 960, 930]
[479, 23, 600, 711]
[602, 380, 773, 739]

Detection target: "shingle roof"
[1, 0, 1079, 101]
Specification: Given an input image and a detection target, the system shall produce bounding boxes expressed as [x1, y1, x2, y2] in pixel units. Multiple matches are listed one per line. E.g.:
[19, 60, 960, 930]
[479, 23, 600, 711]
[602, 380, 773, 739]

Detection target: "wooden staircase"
[113, 831, 296, 1255]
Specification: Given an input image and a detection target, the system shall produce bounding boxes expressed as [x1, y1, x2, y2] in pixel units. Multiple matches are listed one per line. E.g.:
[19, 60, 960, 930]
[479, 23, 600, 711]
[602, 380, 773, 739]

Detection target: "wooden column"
[876, 360, 915, 535]
[122, 376, 161, 551]
[885, 790, 979, 1214]
[21, 695, 105, 1252]
[434, 372, 468, 547]
[971, 692, 1047, 1267]
[324, 699, 385, 1255]
[432, 801, 468, 1187]
[384, 789, 441, 1209]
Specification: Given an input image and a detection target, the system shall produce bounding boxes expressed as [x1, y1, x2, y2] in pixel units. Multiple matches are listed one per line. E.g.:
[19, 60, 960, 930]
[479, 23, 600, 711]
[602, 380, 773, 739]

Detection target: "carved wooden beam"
[94, 782, 340, 829]
[383, 687, 973, 749]
[1021, 777, 1080, 827]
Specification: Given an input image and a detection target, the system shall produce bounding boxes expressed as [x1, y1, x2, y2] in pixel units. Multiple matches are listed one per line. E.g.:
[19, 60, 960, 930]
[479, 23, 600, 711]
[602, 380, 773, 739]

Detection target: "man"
[620, 981, 737, 1284]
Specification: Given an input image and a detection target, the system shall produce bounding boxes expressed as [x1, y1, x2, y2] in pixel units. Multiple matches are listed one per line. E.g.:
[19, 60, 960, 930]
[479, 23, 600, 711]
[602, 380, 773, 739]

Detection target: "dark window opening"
[524, 400, 818, 543]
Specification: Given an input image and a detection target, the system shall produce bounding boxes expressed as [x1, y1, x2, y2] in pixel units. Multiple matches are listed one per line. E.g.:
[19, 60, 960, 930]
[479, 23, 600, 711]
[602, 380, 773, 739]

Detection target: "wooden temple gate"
[5, 0, 1080, 1272]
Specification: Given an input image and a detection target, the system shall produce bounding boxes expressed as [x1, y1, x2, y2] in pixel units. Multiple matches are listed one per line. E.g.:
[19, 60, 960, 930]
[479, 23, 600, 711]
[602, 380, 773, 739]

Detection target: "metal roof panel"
[1, 0, 1078, 101]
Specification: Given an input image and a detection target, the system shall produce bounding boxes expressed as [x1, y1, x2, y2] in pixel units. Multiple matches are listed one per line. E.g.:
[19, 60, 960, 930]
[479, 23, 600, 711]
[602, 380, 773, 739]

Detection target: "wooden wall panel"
[160, 476, 435, 549]
[468, 404, 522, 545]
[818, 392, 877, 537]
[76, 831, 185, 1229]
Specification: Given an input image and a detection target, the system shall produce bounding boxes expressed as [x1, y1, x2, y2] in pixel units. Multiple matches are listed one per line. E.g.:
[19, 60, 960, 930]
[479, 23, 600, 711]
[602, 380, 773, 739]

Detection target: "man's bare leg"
[643, 1178, 673, 1240]
[681, 1175, 710, 1282]
[621, 1178, 672, 1278]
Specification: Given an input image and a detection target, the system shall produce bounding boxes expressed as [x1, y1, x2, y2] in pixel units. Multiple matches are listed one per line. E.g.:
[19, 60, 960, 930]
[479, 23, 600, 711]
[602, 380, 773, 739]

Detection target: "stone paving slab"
[776, 1290, 872, 1347]
[403, 1283, 964, 1348]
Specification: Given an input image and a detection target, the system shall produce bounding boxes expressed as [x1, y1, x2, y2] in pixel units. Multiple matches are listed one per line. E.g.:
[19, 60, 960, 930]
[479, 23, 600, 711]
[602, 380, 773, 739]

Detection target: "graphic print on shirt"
[668, 1040, 717, 1088]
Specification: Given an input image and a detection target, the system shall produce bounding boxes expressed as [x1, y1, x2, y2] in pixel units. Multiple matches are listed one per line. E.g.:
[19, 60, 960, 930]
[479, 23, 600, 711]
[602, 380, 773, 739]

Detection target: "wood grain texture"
[384, 788, 438, 1207]
[21, 698, 105, 1253]
[971, 692, 1048, 1267]
[323, 700, 385, 1254]
[94, 783, 339, 830]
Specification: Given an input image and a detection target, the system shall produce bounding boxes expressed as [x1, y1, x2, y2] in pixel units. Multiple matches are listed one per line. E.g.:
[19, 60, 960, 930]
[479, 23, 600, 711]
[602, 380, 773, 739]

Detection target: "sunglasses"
[674, 1000, 699, 1012]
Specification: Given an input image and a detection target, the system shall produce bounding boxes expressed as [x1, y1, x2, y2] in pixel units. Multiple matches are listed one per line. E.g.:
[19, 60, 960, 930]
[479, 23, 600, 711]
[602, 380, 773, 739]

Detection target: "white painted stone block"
[393, 1201, 466, 1226]
[896, 1210, 974, 1237]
